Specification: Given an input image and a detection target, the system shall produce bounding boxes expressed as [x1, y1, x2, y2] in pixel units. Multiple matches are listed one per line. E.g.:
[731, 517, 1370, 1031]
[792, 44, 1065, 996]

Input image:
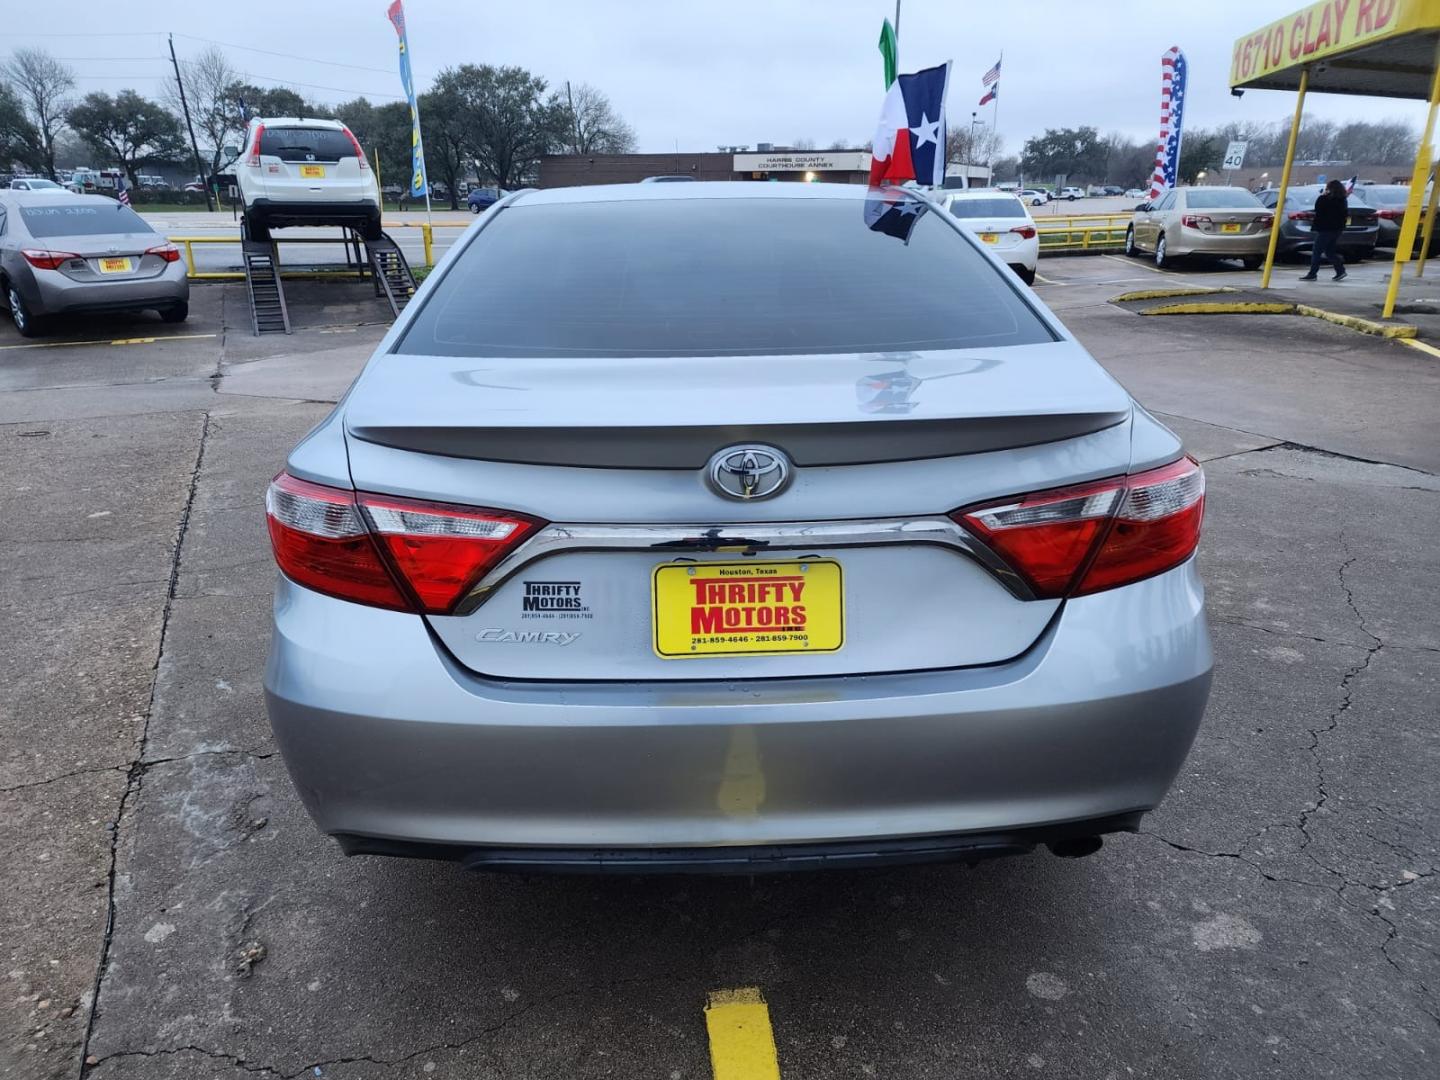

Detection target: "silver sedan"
[0, 192, 188, 336]
[263, 182, 1212, 872]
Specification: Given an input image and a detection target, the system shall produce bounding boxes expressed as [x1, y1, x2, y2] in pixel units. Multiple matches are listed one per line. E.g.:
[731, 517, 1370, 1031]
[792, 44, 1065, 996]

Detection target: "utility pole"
[168, 34, 214, 212]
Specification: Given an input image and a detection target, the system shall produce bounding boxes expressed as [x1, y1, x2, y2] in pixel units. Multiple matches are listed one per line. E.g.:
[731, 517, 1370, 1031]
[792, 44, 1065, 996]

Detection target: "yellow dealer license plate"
[97, 257, 132, 274]
[979, 232, 999, 243]
[299, 164, 326, 179]
[652, 559, 844, 658]
[1221, 223, 1243, 233]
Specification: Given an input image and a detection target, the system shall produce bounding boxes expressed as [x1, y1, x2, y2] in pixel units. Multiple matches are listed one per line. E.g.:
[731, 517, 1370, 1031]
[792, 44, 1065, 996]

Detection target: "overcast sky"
[11, 0, 1430, 157]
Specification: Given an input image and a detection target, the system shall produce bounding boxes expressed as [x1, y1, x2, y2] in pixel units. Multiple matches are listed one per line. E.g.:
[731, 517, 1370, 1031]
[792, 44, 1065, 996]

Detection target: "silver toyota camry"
[264, 182, 1211, 872]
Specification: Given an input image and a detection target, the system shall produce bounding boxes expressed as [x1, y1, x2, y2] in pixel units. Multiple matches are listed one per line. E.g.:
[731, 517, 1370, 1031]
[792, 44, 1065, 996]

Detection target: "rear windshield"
[1281, 188, 1371, 211]
[397, 197, 1056, 358]
[19, 203, 153, 237]
[1185, 188, 1261, 208]
[946, 196, 1026, 218]
[260, 127, 356, 162]
[1361, 185, 1409, 207]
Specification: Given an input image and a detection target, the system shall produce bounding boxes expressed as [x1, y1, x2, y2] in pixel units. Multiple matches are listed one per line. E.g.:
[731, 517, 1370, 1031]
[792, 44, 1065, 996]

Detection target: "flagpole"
[894, 0, 901, 69]
[991, 50, 1002, 177]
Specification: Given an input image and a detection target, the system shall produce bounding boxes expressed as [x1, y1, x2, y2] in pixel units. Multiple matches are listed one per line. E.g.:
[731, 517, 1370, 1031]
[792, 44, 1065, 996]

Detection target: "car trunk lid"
[342, 343, 1133, 681]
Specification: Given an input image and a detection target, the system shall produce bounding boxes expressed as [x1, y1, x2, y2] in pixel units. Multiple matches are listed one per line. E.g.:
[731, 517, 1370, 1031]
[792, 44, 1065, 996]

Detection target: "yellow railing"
[1036, 223, 1129, 252]
[168, 222, 437, 280]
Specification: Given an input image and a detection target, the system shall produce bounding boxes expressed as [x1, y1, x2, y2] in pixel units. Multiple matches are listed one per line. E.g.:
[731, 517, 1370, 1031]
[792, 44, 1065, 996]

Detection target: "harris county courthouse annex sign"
[732, 152, 871, 173]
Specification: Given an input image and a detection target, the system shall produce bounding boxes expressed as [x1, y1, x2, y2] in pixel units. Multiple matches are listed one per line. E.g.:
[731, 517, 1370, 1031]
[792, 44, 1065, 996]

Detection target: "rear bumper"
[265, 561, 1212, 860]
[1171, 230, 1268, 257]
[247, 198, 381, 231]
[27, 265, 188, 315]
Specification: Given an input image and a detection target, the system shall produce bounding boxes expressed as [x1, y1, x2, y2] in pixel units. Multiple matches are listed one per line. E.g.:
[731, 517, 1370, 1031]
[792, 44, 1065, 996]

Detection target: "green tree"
[1020, 126, 1105, 184]
[1178, 133, 1220, 184]
[3, 47, 74, 179]
[419, 73, 474, 210]
[0, 82, 42, 172]
[334, 97, 413, 195]
[451, 64, 564, 190]
[67, 90, 185, 187]
[231, 84, 326, 123]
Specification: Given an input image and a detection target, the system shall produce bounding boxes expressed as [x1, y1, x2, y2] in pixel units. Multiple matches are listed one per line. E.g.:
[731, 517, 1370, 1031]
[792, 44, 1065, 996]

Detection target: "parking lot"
[2, 257, 1437, 1079]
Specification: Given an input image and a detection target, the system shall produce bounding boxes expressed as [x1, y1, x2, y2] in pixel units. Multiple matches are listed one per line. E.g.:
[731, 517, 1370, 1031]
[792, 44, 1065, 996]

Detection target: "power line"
[171, 32, 394, 76]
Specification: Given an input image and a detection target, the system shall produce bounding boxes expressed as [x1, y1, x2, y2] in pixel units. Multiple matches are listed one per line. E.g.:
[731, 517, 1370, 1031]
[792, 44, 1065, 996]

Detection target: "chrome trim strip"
[453, 517, 1033, 615]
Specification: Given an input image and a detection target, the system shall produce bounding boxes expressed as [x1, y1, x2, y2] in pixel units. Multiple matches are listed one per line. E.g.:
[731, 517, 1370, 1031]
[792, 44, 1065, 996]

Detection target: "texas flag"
[868, 62, 951, 188]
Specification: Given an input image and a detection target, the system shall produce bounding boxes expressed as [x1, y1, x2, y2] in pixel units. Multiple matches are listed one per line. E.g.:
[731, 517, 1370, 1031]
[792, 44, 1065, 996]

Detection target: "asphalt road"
[1, 262, 1437, 1079]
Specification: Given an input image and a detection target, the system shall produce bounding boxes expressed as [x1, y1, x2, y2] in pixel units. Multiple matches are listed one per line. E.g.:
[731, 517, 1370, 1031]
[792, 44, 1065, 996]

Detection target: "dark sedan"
[1257, 185, 1379, 261]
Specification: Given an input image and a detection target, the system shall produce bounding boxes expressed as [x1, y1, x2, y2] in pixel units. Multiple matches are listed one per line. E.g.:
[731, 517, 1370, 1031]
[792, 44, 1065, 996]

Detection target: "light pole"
[966, 111, 981, 186]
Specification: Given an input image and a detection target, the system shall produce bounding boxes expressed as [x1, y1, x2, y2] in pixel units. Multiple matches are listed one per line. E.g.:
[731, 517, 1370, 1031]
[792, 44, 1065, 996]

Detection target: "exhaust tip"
[1047, 835, 1104, 859]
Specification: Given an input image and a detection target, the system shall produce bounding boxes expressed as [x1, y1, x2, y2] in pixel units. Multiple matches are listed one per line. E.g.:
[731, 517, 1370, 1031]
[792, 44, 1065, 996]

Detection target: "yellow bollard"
[1415, 165, 1440, 278]
[422, 222, 434, 267]
[1261, 66, 1308, 290]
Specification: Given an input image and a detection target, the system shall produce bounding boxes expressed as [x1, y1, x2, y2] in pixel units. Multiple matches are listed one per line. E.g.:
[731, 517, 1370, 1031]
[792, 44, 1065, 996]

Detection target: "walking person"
[1301, 179, 1349, 281]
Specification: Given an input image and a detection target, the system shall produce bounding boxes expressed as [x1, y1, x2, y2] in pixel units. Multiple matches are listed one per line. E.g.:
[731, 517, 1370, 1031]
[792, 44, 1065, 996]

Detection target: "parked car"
[0, 192, 188, 337]
[1100, 185, 1125, 197]
[1058, 186, 1085, 200]
[262, 181, 1212, 872]
[1124, 188, 1146, 200]
[640, 175, 697, 182]
[1351, 184, 1436, 254]
[940, 189, 1040, 284]
[8, 178, 70, 195]
[1125, 186, 1274, 268]
[467, 186, 508, 213]
[234, 116, 381, 240]
[1255, 185, 1379, 262]
[1016, 188, 1048, 206]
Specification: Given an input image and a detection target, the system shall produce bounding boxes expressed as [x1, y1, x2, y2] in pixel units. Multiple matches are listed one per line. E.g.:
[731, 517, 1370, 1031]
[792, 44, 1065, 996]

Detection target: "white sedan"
[940, 190, 1040, 284]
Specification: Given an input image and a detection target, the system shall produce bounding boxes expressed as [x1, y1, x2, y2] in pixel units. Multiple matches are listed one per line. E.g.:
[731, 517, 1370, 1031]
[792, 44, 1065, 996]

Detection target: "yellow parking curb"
[1142, 301, 1296, 316]
[705, 988, 782, 1080]
[1136, 299, 1421, 339]
[1293, 304, 1418, 338]
[1110, 286, 1241, 302]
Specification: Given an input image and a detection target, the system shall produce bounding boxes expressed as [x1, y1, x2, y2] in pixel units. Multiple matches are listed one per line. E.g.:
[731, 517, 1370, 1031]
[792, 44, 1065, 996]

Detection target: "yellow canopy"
[1231, 0, 1440, 98]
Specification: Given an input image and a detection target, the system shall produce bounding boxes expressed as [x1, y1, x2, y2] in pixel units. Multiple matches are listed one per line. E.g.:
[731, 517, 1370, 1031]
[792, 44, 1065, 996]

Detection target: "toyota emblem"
[706, 445, 792, 501]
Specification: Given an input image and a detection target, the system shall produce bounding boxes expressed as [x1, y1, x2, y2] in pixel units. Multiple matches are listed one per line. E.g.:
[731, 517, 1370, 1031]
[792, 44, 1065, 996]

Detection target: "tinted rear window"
[19, 203, 153, 238]
[1185, 188, 1261, 208]
[946, 196, 1026, 218]
[260, 127, 355, 161]
[1362, 185, 1409, 207]
[397, 198, 1056, 358]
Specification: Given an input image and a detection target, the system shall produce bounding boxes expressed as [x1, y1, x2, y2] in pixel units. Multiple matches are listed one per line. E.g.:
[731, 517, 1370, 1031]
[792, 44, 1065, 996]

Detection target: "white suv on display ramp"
[234, 117, 381, 240]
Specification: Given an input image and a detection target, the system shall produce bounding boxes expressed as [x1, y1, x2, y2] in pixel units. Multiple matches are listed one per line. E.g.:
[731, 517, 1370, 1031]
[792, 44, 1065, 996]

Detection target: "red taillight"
[145, 243, 181, 263]
[1376, 208, 1401, 220]
[21, 249, 80, 270]
[1010, 225, 1037, 239]
[1289, 210, 1314, 222]
[247, 123, 265, 168]
[956, 456, 1205, 599]
[343, 126, 369, 169]
[264, 473, 542, 614]
[1180, 215, 1213, 230]
[1257, 214, 1274, 229]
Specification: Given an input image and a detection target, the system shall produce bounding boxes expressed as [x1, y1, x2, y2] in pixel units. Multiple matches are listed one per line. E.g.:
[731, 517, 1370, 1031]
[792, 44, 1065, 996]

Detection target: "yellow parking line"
[0, 332, 216, 351]
[705, 988, 781, 1080]
[1400, 337, 1440, 359]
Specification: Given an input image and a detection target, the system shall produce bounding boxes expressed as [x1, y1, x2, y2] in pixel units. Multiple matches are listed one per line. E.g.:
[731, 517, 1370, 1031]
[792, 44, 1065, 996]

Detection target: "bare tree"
[3, 48, 75, 179]
[827, 138, 852, 150]
[165, 45, 244, 174]
[791, 136, 817, 151]
[555, 82, 635, 155]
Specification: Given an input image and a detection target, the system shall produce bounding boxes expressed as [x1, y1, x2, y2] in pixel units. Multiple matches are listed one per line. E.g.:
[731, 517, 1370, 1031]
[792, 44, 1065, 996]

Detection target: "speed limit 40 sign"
[1222, 141, 1248, 170]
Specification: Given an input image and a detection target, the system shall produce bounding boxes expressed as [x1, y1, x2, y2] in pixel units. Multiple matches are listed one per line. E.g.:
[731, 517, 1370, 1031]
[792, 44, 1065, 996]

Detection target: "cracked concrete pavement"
[1, 262, 1436, 1079]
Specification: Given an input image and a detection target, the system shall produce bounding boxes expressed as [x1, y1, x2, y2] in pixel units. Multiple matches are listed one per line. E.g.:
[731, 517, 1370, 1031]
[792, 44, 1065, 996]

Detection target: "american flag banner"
[1146, 47, 1187, 201]
[116, 179, 130, 206]
[982, 58, 1001, 85]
